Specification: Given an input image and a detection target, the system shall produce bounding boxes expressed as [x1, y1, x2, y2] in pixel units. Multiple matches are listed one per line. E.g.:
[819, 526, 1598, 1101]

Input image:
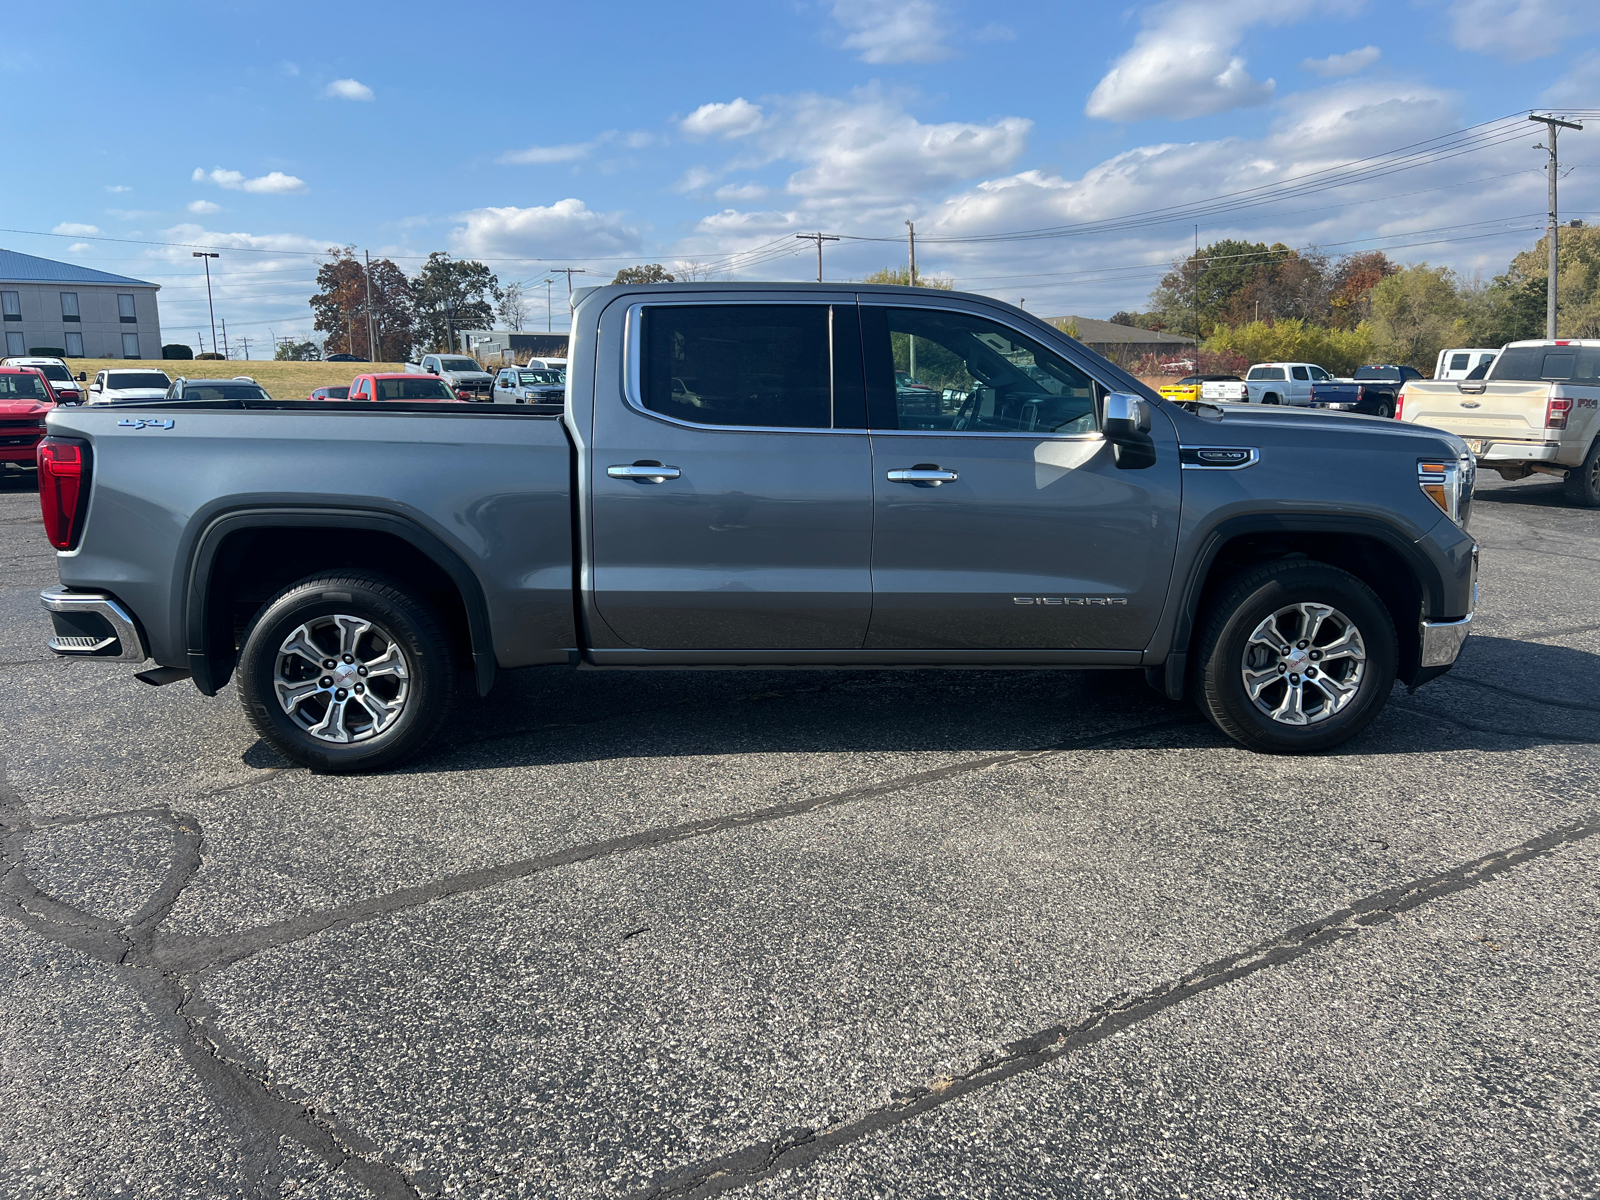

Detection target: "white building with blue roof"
[0, 248, 162, 360]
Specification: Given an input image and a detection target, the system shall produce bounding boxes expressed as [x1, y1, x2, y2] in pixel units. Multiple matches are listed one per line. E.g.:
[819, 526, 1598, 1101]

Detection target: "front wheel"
[1562, 438, 1600, 508]
[1194, 561, 1397, 754]
[237, 572, 456, 773]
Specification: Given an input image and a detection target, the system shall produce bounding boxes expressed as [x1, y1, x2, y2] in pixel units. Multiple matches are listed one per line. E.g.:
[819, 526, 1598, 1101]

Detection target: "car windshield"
[439, 357, 479, 372]
[31, 364, 72, 382]
[1492, 345, 1600, 382]
[320, 386, 351, 399]
[518, 371, 562, 385]
[376, 379, 455, 400]
[1353, 367, 1402, 381]
[1247, 366, 1286, 380]
[0, 374, 49, 400]
[107, 372, 172, 390]
[175, 383, 271, 401]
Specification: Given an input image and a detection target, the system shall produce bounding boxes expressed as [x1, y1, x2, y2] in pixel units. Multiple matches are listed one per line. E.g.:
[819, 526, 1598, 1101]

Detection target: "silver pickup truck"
[36, 283, 1477, 772]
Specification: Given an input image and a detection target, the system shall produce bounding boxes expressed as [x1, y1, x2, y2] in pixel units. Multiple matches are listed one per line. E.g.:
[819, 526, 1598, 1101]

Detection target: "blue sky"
[7, 0, 1599, 348]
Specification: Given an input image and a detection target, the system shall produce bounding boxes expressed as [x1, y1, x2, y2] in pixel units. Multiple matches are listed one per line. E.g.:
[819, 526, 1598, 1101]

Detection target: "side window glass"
[1309, 366, 1330, 382]
[863, 306, 1098, 434]
[1291, 366, 1310, 381]
[638, 304, 832, 429]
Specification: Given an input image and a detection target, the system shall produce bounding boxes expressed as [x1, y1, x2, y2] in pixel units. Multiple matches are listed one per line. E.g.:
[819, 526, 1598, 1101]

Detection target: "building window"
[1, 292, 19, 321]
[5, 331, 24, 356]
[60, 292, 80, 322]
[64, 332, 84, 357]
[122, 333, 141, 358]
[118, 294, 137, 323]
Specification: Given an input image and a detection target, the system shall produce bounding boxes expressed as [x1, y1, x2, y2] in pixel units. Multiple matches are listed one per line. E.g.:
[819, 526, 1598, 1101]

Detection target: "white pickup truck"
[1398, 339, 1600, 506]
[1242, 362, 1333, 405]
[405, 353, 494, 401]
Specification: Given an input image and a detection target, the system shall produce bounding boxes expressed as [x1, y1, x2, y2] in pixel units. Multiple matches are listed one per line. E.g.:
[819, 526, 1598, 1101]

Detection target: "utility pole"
[364, 250, 377, 362]
[795, 232, 839, 282]
[221, 318, 230, 360]
[197, 330, 204, 355]
[1529, 113, 1584, 339]
[552, 267, 590, 295]
[905, 220, 917, 287]
[545, 278, 553, 332]
[239, 334, 249, 360]
[192, 252, 219, 356]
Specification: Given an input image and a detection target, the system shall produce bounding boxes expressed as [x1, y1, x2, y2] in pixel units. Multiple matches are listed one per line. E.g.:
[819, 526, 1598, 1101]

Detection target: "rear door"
[587, 295, 874, 650]
[859, 300, 1182, 651]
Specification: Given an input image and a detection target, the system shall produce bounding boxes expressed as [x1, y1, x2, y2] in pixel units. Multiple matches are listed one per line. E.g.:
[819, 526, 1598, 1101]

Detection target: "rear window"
[319, 386, 351, 399]
[376, 378, 455, 401]
[439, 357, 480, 372]
[1353, 367, 1401, 381]
[1247, 366, 1286, 381]
[107, 372, 172, 390]
[176, 383, 271, 401]
[1492, 346, 1600, 382]
[1449, 353, 1470, 371]
[0, 373, 49, 400]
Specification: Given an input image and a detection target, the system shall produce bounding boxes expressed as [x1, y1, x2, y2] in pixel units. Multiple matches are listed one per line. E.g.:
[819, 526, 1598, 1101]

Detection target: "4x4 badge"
[117, 418, 175, 430]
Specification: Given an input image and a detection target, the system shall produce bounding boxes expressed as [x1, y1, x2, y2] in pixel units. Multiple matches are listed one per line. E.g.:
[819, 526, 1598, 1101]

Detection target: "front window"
[64, 332, 84, 357]
[35, 363, 72, 382]
[60, 293, 80, 321]
[865, 306, 1098, 434]
[122, 333, 141, 358]
[1247, 366, 1285, 381]
[118, 294, 137, 322]
[1309, 366, 1330, 381]
[106, 372, 172, 390]
[638, 304, 834, 429]
[375, 378, 456, 400]
[0, 373, 49, 400]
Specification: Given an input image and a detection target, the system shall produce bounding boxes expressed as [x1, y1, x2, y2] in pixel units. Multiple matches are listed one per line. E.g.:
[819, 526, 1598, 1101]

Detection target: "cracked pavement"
[1, 466, 1597, 1198]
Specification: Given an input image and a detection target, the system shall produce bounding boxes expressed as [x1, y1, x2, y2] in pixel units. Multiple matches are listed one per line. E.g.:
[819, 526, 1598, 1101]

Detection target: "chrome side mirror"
[1104, 392, 1149, 432]
[1102, 391, 1156, 470]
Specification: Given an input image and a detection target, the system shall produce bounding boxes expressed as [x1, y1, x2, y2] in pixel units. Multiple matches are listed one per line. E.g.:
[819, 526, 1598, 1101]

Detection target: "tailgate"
[1402, 381, 1551, 439]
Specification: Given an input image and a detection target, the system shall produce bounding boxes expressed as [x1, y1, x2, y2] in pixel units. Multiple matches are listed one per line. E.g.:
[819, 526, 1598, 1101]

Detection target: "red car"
[346, 373, 464, 403]
[0, 367, 58, 472]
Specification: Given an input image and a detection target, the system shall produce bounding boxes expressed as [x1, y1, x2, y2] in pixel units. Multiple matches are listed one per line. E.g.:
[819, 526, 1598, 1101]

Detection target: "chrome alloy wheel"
[1240, 602, 1367, 726]
[272, 614, 411, 744]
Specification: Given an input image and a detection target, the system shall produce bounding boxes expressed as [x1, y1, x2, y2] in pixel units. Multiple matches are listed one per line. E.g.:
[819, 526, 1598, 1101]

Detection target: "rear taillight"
[1547, 397, 1572, 430]
[37, 436, 90, 550]
[1394, 392, 1405, 421]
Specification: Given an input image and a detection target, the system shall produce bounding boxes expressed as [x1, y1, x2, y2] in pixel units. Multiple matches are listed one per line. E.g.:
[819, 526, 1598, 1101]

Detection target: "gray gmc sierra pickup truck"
[36, 283, 1477, 772]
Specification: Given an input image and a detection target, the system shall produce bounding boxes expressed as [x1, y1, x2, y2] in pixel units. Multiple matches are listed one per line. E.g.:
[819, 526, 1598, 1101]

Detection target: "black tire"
[1561, 438, 1600, 508]
[1194, 561, 1397, 754]
[1262, 393, 1281, 405]
[237, 572, 455, 773]
[1377, 401, 1394, 419]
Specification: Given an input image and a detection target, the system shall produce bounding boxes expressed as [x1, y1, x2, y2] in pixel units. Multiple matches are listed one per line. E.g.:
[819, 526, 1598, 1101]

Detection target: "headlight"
[1418, 454, 1473, 527]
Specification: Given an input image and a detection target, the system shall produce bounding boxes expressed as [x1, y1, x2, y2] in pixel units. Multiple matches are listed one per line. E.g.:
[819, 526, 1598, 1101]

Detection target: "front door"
[860, 302, 1182, 651]
[588, 297, 874, 650]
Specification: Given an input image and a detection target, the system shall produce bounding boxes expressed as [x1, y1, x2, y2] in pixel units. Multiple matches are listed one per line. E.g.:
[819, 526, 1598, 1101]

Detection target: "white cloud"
[716, 182, 768, 201]
[104, 184, 132, 194]
[1447, 0, 1600, 62]
[623, 130, 664, 149]
[52, 222, 101, 236]
[192, 167, 308, 194]
[1541, 49, 1600, 104]
[187, 200, 222, 215]
[325, 77, 373, 101]
[1302, 46, 1381, 77]
[673, 166, 718, 194]
[681, 98, 765, 141]
[448, 199, 641, 259]
[831, 0, 951, 63]
[497, 142, 595, 165]
[68, 243, 92, 253]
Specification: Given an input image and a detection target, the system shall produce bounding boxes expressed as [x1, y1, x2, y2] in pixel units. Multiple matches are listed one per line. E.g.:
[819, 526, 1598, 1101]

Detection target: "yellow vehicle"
[1158, 373, 1243, 403]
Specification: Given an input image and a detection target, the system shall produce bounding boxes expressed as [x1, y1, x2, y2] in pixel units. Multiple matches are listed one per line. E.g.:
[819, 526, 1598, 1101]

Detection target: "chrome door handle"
[886, 466, 958, 486]
[608, 461, 681, 483]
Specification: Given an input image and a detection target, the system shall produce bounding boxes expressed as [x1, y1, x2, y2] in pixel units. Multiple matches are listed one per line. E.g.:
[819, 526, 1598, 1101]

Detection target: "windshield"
[32, 364, 72, 382]
[1492, 345, 1600, 382]
[518, 371, 562, 385]
[1247, 366, 1286, 380]
[107, 372, 172, 390]
[175, 383, 271, 401]
[0, 373, 49, 400]
[1353, 367, 1401, 381]
[377, 379, 455, 400]
[439, 357, 480, 372]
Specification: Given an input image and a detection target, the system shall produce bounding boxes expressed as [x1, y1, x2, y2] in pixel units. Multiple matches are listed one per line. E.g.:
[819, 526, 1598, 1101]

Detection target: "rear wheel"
[1195, 561, 1396, 754]
[1262, 392, 1281, 405]
[1377, 401, 1394, 419]
[1562, 438, 1600, 508]
[237, 572, 455, 773]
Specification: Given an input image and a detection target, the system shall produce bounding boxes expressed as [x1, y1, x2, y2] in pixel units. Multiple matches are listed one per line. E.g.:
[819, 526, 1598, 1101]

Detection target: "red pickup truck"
[0, 367, 57, 473]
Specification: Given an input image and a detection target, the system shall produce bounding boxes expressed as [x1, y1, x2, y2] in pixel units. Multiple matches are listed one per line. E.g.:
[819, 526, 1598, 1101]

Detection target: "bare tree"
[496, 281, 526, 332]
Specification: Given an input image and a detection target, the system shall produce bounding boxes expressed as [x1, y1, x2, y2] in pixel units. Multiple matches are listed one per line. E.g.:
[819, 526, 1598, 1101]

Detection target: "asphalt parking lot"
[2, 466, 1597, 1200]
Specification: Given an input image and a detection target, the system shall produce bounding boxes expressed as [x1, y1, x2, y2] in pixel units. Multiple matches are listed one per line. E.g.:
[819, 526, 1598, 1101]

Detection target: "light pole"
[545, 277, 554, 332]
[192, 252, 219, 356]
[1529, 113, 1584, 339]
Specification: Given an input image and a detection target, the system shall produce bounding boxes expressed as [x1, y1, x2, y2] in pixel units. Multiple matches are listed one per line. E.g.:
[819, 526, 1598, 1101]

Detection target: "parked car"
[1158, 374, 1243, 404]
[348, 373, 463, 402]
[1434, 347, 1500, 381]
[2, 356, 85, 404]
[1397, 338, 1600, 505]
[40, 284, 1478, 772]
[406, 354, 493, 400]
[893, 370, 944, 427]
[1311, 365, 1423, 418]
[325, 354, 365, 364]
[524, 357, 568, 373]
[492, 367, 565, 404]
[1243, 362, 1334, 405]
[308, 385, 351, 400]
[85, 369, 173, 405]
[165, 377, 272, 402]
[0, 367, 57, 472]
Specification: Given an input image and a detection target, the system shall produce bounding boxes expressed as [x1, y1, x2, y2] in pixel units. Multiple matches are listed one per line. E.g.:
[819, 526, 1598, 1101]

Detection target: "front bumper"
[1420, 613, 1472, 668]
[40, 588, 149, 661]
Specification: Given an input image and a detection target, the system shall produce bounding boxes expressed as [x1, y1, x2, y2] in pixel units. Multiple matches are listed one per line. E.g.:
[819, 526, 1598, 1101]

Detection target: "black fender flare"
[184, 506, 496, 698]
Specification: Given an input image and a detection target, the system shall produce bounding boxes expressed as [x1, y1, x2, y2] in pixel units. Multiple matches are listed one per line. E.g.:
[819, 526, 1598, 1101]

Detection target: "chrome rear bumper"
[40, 588, 148, 662]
